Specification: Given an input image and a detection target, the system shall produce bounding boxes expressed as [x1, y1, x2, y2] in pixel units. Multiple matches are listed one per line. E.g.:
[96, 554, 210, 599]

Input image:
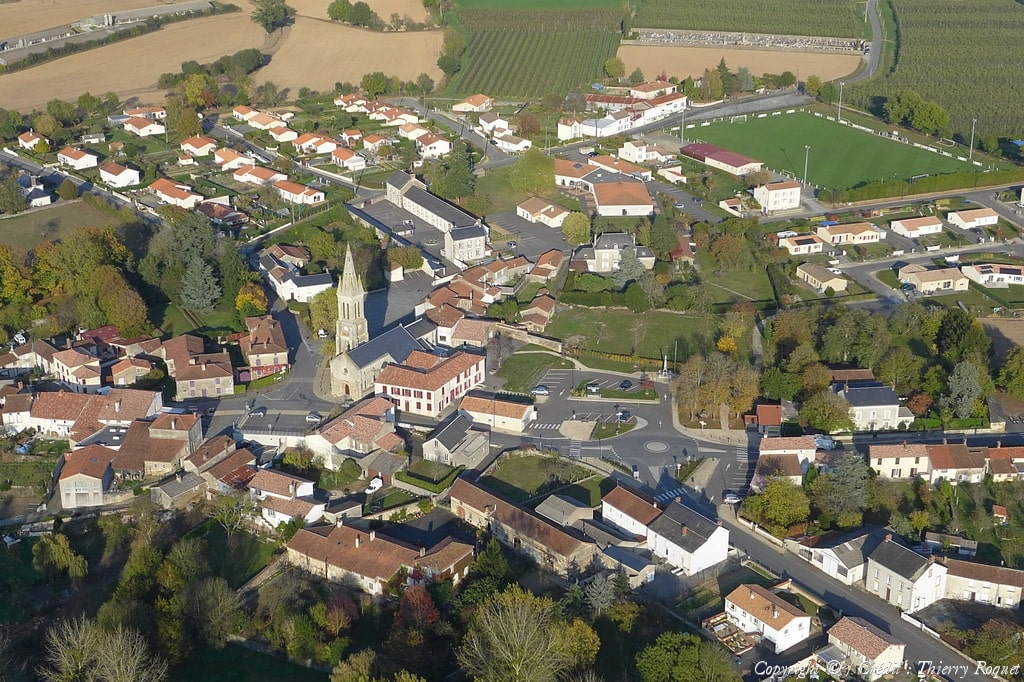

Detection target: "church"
[329, 244, 436, 399]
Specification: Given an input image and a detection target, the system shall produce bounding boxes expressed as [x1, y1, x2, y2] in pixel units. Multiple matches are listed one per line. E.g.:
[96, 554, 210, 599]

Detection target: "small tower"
[335, 243, 368, 351]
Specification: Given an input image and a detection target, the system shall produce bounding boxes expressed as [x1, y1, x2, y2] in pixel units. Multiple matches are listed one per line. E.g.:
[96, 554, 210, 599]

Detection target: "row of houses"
[557, 81, 688, 141]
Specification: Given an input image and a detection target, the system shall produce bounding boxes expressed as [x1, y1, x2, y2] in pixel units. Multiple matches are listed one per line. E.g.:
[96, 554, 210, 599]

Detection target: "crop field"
[456, 0, 622, 7]
[633, 0, 866, 38]
[849, 0, 1024, 139]
[691, 111, 976, 190]
[0, 0, 191, 37]
[446, 29, 619, 97]
[618, 45, 862, 83]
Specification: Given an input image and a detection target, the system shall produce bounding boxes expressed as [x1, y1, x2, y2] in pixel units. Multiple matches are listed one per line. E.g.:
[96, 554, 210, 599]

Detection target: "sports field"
[691, 111, 976, 190]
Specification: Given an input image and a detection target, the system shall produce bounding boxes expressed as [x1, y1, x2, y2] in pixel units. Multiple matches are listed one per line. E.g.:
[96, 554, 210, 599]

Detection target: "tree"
[428, 138, 475, 201]
[810, 454, 870, 526]
[800, 390, 854, 432]
[458, 585, 570, 682]
[761, 367, 801, 401]
[636, 631, 740, 682]
[57, 178, 79, 201]
[716, 58, 734, 95]
[252, 0, 289, 33]
[878, 345, 925, 394]
[179, 257, 221, 314]
[562, 212, 590, 245]
[205, 493, 253, 537]
[327, 0, 352, 21]
[91, 265, 151, 337]
[38, 616, 167, 682]
[759, 477, 811, 530]
[612, 249, 645, 289]
[331, 650, 377, 682]
[0, 245, 30, 307]
[0, 173, 26, 215]
[909, 509, 930, 538]
[1000, 346, 1024, 400]
[803, 74, 822, 97]
[391, 585, 440, 647]
[360, 71, 389, 99]
[516, 112, 540, 138]
[235, 281, 269, 318]
[33, 533, 89, 585]
[348, 1, 376, 26]
[628, 68, 645, 85]
[710, 234, 744, 270]
[736, 66, 754, 92]
[777, 71, 797, 88]
[584, 574, 614, 616]
[560, 619, 601, 672]
[819, 80, 839, 104]
[604, 57, 625, 79]
[943, 361, 984, 419]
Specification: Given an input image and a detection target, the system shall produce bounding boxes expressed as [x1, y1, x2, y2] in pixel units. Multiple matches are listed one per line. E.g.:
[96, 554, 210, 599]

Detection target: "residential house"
[268, 126, 299, 143]
[592, 181, 654, 217]
[110, 357, 154, 387]
[681, 143, 763, 176]
[17, 131, 45, 150]
[201, 447, 257, 495]
[751, 453, 804, 490]
[796, 263, 848, 293]
[231, 104, 257, 121]
[516, 197, 569, 227]
[793, 528, 887, 586]
[273, 180, 325, 205]
[157, 335, 234, 400]
[618, 140, 674, 165]
[258, 250, 333, 304]
[331, 147, 367, 171]
[249, 468, 325, 528]
[865, 537, 946, 613]
[825, 617, 906, 682]
[588, 155, 652, 181]
[745, 403, 783, 435]
[927, 440, 986, 484]
[961, 263, 1024, 288]
[197, 199, 249, 229]
[333, 94, 369, 112]
[293, 133, 338, 155]
[247, 112, 284, 130]
[305, 397, 401, 469]
[51, 347, 102, 393]
[458, 395, 536, 434]
[834, 383, 913, 431]
[868, 442, 930, 480]
[286, 524, 474, 596]
[758, 436, 817, 464]
[452, 93, 492, 113]
[385, 171, 478, 234]
[233, 165, 287, 186]
[571, 232, 655, 273]
[123, 117, 165, 137]
[444, 225, 489, 265]
[725, 584, 813, 653]
[238, 316, 289, 380]
[339, 129, 362, 147]
[478, 112, 510, 136]
[753, 181, 802, 214]
[150, 471, 206, 509]
[374, 350, 486, 419]
[947, 208, 999, 230]
[898, 264, 969, 294]
[17, 174, 52, 207]
[417, 133, 453, 159]
[57, 147, 98, 170]
[449, 477, 596, 576]
[362, 134, 388, 155]
[647, 499, 729, 574]
[110, 413, 202, 480]
[57, 444, 117, 509]
[816, 222, 883, 246]
[519, 293, 556, 333]
[98, 161, 140, 187]
[629, 80, 677, 99]
[179, 135, 216, 157]
[8, 388, 162, 442]
[494, 134, 531, 154]
[123, 106, 166, 120]
[943, 558, 1024, 609]
[422, 411, 489, 467]
[601, 485, 662, 539]
[535, 495, 593, 528]
[923, 532, 978, 557]
[214, 147, 249, 171]
[149, 178, 202, 209]
[889, 216, 943, 238]
[778, 234, 826, 255]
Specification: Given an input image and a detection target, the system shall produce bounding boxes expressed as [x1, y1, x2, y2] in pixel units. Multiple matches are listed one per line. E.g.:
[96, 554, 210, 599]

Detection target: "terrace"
[701, 612, 756, 654]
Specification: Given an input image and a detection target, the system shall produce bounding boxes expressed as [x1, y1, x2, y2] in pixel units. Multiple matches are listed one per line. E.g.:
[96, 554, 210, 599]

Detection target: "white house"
[793, 528, 886, 586]
[947, 208, 999, 230]
[825, 617, 906, 681]
[865, 538, 946, 613]
[754, 181, 802, 214]
[98, 161, 140, 188]
[273, 180, 325, 205]
[835, 383, 914, 431]
[268, 126, 299, 143]
[444, 225, 489, 265]
[961, 262, 1024, 288]
[899, 264, 970, 294]
[458, 395, 536, 434]
[816, 222, 883, 246]
[123, 106, 166, 120]
[889, 216, 943, 238]
[646, 500, 729, 575]
[796, 263, 848, 293]
[601, 485, 662, 539]
[179, 135, 217, 157]
[453, 93, 492, 113]
[123, 117, 165, 137]
[868, 442, 931, 480]
[478, 112, 510, 136]
[249, 468, 325, 528]
[214, 147, 249, 171]
[943, 558, 1024, 609]
[293, 133, 338, 155]
[618, 140, 674, 165]
[592, 181, 654, 217]
[149, 178, 203, 209]
[233, 165, 288, 187]
[494, 134, 531, 154]
[516, 197, 569, 228]
[17, 131, 45, 151]
[725, 584, 813, 653]
[417, 133, 453, 160]
[778, 234, 826, 255]
[57, 444, 117, 509]
[331, 147, 367, 171]
[57, 147, 99, 170]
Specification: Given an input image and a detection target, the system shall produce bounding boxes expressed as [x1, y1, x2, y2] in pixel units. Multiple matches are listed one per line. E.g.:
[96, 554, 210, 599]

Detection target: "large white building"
[725, 584, 813, 653]
[865, 538, 946, 613]
[753, 181, 801, 214]
[374, 350, 485, 418]
[646, 500, 729, 575]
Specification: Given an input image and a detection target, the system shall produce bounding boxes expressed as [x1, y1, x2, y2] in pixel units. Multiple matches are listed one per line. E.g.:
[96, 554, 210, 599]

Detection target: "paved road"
[846, 0, 882, 85]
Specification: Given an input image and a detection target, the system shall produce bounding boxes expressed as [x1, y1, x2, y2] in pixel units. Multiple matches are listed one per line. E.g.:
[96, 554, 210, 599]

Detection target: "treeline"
[0, 3, 239, 74]
[157, 48, 265, 89]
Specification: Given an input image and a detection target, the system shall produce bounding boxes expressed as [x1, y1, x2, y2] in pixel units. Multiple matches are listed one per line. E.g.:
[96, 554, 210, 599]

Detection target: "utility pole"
[838, 81, 845, 122]
[679, 106, 686, 145]
[969, 117, 977, 161]
[803, 145, 811, 186]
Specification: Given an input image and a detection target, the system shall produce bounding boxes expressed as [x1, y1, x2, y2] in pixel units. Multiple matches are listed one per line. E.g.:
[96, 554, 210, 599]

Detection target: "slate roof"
[347, 325, 425, 369]
[535, 494, 591, 526]
[646, 500, 721, 553]
[828, 617, 902, 660]
[428, 412, 474, 450]
[836, 383, 899, 407]
[868, 540, 933, 581]
[404, 318, 437, 341]
[449, 225, 487, 241]
[809, 528, 886, 569]
[154, 472, 205, 499]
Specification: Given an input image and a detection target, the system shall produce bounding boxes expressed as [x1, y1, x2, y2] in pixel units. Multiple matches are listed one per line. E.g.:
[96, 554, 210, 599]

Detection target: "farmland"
[456, 0, 622, 7]
[0, 0, 193, 37]
[289, 0, 429, 23]
[633, 0, 866, 38]
[690, 111, 976, 190]
[618, 45, 862, 83]
[848, 0, 1024, 139]
[445, 29, 619, 97]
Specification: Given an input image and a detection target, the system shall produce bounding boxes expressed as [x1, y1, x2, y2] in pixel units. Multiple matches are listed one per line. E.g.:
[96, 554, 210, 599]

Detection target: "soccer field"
[690, 111, 976, 190]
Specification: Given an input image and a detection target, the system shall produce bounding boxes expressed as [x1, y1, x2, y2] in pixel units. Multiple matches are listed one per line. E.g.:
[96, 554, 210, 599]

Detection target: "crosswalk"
[568, 440, 581, 458]
[529, 423, 562, 430]
[654, 487, 690, 503]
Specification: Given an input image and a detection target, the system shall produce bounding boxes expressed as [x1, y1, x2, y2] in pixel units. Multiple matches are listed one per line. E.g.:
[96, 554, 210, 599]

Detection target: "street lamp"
[803, 145, 811, 186]
[969, 117, 977, 162]
[837, 81, 845, 122]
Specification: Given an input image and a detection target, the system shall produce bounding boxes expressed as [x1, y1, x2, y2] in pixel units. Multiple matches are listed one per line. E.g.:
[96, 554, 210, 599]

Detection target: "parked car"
[530, 385, 550, 396]
[618, 379, 633, 390]
[631, 464, 640, 480]
[674, 201, 685, 209]
[723, 492, 743, 505]
[305, 411, 323, 424]
[616, 410, 631, 422]
[249, 406, 267, 418]
[365, 476, 383, 494]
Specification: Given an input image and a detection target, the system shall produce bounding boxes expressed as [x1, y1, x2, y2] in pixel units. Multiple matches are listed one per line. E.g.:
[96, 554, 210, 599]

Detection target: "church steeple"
[335, 243, 368, 351]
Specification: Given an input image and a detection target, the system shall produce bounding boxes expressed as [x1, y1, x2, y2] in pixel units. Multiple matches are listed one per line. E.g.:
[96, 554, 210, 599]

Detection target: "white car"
[305, 411, 323, 424]
[365, 476, 383, 494]
[723, 493, 743, 505]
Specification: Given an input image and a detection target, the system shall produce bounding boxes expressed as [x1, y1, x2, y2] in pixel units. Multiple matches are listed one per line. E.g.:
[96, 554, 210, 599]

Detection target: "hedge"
[834, 167, 1024, 203]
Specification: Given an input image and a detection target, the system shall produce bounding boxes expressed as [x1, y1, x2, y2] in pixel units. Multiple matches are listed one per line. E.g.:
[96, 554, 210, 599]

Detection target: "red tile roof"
[375, 351, 484, 392]
[602, 485, 662, 525]
[59, 444, 116, 480]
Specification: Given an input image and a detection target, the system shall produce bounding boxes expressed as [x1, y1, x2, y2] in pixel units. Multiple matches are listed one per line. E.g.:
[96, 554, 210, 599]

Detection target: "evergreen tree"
[179, 257, 221, 314]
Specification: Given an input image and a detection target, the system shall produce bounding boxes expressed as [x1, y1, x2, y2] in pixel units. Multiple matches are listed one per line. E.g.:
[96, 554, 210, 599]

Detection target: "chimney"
[335, 518, 344, 528]
[717, 519, 723, 527]
[652, 500, 658, 508]
[885, 533, 893, 542]
[681, 525, 688, 537]
[749, 589, 756, 600]
[675, 496, 682, 503]
[64, 452, 72, 461]
[288, 482, 296, 497]
[419, 546, 426, 557]
[114, 399, 121, 413]
[171, 418, 177, 430]
[370, 530, 376, 542]
[772, 606, 780, 619]
[997, 440, 1002, 448]
[943, 437, 948, 445]
[929, 554, 935, 563]
[355, 535, 360, 548]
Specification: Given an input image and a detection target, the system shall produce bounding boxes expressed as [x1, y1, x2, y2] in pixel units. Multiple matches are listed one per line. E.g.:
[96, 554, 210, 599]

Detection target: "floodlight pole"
[803, 145, 811, 186]
[680, 106, 686, 145]
[838, 81, 845, 122]
[969, 118, 977, 161]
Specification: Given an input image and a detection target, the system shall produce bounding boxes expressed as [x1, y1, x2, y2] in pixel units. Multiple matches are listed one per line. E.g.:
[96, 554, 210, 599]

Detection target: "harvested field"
[0, 0, 192, 37]
[617, 44, 863, 83]
[287, 0, 429, 22]
[254, 17, 443, 93]
[982, 317, 1024, 364]
[0, 12, 265, 111]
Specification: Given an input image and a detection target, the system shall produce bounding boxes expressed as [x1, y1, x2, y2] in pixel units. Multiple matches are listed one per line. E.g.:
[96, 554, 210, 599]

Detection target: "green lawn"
[547, 309, 715, 363]
[170, 644, 327, 682]
[556, 475, 615, 507]
[591, 421, 636, 440]
[154, 295, 242, 339]
[701, 266, 775, 305]
[692, 111, 977, 190]
[187, 521, 278, 589]
[496, 352, 574, 392]
[365, 489, 418, 515]
[480, 454, 591, 504]
[875, 269, 900, 290]
[0, 201, 115, 252]
[0, 456, 59, 491]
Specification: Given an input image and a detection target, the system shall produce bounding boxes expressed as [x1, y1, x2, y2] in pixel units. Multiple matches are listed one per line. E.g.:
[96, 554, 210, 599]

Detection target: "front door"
[885, 587, 891, 602]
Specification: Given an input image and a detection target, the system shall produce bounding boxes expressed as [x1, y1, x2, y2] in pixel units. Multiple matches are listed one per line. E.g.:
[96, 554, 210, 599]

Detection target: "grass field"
[546, 309, 715, 362]
[480, 454, 591, 504]
[691, 111, 975, 190]
[445, 29, 619, 97]
[0, 201, 116, 252]
[170, 644, 327, 682]
[633, 0, 866, 37]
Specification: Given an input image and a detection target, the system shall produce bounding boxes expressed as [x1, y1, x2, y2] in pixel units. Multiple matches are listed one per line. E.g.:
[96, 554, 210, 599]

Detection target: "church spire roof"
[338, 243, 364, 299]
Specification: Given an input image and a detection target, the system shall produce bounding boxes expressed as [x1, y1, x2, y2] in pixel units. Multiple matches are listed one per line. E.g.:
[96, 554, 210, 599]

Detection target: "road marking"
[655, 487, 690, 502]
